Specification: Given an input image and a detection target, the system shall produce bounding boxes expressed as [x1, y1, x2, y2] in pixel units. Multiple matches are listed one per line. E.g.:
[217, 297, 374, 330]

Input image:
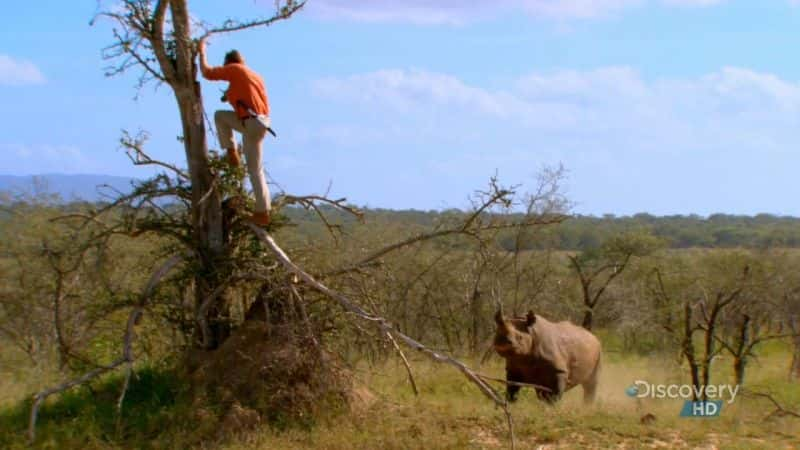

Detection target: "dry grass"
[2, 341, 799, 449]
[220, 345, 800, 450]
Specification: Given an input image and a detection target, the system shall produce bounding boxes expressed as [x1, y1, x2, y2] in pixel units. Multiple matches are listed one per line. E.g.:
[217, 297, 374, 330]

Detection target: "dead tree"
[25, 4, 569, 449]
[681, 301, 702, 399]
[715, 310, 796, 386]
[654, 263, 751, 398]
[675, 265, 750, 399]
[93, 0, 306, 350]
[784, 289, 800, 380]
[568, 231, 661, 330]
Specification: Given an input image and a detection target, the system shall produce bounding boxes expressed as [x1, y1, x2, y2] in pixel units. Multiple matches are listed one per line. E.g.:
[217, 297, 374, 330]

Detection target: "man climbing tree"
[25, 2, 568, 446]
[198, 40, 272, 226]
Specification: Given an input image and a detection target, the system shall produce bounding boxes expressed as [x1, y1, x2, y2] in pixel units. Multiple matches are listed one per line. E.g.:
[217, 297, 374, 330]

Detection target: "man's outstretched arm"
[197, 39, 228, 80]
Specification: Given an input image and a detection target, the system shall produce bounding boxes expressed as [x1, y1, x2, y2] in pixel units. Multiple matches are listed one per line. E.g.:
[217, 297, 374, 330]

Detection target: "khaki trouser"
[214, 110, 270, 213]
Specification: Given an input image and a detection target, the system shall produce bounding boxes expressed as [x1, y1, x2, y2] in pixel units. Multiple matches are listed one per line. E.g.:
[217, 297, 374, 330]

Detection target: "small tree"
[649, 254, 750, 397]
[568, 230, 662, 330]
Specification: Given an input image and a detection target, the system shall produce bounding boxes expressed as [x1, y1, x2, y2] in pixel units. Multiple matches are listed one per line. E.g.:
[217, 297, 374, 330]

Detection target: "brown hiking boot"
[248, 211, 271, 227]
[226, 148, 241, 167]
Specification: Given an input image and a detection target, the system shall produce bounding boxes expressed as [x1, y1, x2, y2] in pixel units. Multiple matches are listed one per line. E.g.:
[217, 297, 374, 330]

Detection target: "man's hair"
[224, 50, 244, 65]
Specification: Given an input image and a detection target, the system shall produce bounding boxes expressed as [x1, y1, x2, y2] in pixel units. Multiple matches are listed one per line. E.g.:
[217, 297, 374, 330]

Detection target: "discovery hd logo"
[625, 380, 740, 417]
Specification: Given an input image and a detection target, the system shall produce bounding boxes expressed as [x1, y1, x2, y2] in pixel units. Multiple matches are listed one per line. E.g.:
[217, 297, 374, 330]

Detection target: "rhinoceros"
[493, 309, 602, 404]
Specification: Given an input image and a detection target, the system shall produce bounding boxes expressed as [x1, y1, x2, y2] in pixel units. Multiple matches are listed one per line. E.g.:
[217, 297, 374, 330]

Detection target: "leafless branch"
[116, 362, 134, 430]
[275, 193, 363, 241]
[198, 1, 307, 39]
[93, 1, 172, 89]
[248, 225, 516, 449]
[28, 358, 127, 442]
[150, 0, 175, 82]
[475, 373, 553, 392]
[384, 331, 419, 396]
[121, 130, 189, 179]
[742, 390, 800, 420]
[28, 252, 188, 442]
[322, 182, 565, 277]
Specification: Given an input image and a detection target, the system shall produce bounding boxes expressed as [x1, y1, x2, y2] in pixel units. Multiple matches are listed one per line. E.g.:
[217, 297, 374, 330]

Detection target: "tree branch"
[199, 1, 307, 39]
[323, 192, 564, 278]
[121, 130, 189, 179]
[248, 224, 516, 449]
[742, 390, 800, 420]
[384, 331, 419, 396]
[150, 0, 176, 83]
[28, 252, 188, 442]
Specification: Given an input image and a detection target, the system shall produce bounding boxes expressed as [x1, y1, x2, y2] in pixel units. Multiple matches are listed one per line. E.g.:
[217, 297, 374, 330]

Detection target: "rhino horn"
[526, 310, 536, 327]
[494, 307, 504, 326]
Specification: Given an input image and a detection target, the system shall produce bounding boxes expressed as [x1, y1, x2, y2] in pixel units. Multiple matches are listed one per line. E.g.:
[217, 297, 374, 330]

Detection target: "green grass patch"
[0, 365, 197, 450]
[2, 348, 800, 449]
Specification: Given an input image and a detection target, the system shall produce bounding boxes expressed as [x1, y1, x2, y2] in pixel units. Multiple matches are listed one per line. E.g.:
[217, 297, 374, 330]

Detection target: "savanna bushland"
[1, 2, 800, 449]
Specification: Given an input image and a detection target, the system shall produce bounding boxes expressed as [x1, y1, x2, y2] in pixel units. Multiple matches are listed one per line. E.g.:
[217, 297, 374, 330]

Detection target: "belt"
[239, 115, 277, 137]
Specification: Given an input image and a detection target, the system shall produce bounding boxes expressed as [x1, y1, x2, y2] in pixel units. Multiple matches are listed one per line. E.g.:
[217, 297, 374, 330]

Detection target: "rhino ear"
[494, 309, 504, 326]
[526, 310, 536, 327]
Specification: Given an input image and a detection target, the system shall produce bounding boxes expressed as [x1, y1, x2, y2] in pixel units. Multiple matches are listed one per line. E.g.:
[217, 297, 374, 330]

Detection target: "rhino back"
[533, 318, 602, 386]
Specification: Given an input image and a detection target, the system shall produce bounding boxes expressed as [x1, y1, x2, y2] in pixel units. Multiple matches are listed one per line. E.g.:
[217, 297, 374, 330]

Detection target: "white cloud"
[0, 144, 99, 174]
[309, 1, 485, 25]
[311, 65, 800, 156]
[308, 0, 740, 23]
[313, 69, 525, 116]
[517, 0, 643, 19]
[308, 65, 800, 214]
[662, 0, 726, 6]
[0, 55, 45, 86]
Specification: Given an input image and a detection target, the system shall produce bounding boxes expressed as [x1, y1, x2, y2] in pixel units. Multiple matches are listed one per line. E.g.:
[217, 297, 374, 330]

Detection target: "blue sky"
[2, 0, 800, 215]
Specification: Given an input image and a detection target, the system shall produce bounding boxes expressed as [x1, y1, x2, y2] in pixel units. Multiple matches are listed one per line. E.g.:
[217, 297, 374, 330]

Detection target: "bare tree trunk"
[469, 274, 482, 354]
[469, 290, 479, 354]
[733, 357, 745, 386]
[786, 316, 800, 381]
[174, 90, 231, 349]
[791, 343, 800, 380]
[582, 308, 594, 330]
[175, 91, 223, 254]
[682, 302, 701, 400]
[733, 315, 750, 386]
[700, 305, 722, 400]
[169, 0, 228, 349]
[791, 325, 800, 381]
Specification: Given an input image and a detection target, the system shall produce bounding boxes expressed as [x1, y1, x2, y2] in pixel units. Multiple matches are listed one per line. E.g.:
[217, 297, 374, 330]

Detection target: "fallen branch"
[248, 225, 516, 449]
[742, 389, 800, 421]
[288, 282, 326, 365]
[384, 331, 419, 396]
[475, 373, 553, 393]
[116, 361, 134, 431]
[28, 253, 188, 442]
[28, 358, 127, 442]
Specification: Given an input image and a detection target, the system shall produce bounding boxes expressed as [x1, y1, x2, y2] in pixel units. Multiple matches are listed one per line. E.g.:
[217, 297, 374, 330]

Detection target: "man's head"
[224, 50, 244, 65]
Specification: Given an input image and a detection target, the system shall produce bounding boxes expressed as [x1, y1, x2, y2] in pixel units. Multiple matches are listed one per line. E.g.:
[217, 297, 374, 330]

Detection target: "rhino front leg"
[506, 369, 522, 402]
[540, 373, 566, 404]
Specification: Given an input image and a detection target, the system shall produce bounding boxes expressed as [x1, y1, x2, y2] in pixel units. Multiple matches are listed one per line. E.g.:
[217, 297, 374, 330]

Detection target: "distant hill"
[0, 174, 138, 202]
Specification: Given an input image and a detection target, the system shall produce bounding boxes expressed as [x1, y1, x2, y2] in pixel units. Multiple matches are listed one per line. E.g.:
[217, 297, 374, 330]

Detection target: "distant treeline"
[283, 207, 800, 251]
[3, 197, 799, 251]
[541, 212, 800, 250]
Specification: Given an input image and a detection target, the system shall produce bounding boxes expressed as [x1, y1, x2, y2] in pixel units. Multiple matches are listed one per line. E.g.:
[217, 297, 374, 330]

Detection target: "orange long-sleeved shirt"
[202, 63, 269, 119]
